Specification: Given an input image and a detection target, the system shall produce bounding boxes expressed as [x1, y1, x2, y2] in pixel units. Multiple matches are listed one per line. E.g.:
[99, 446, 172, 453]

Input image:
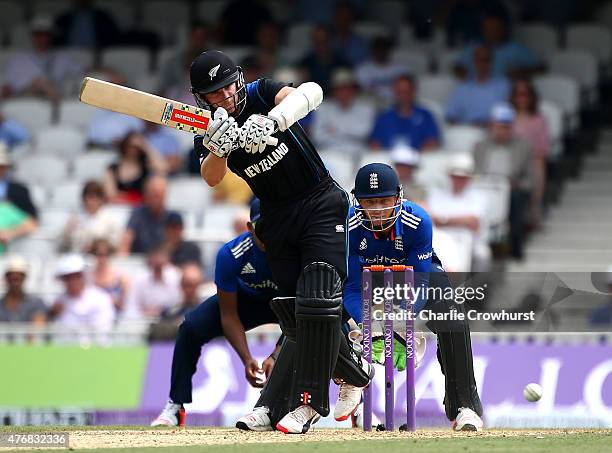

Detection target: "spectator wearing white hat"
[2, 16, 83, 100]
[0, 255, 47, 324]
[311, 69, 375, 155]
[50, 254, 115, 338]
[427, 154, 491, 271]
[0, 143, 38, 253]
[473, 103, 535, 259]
[390, 145, 427, 204]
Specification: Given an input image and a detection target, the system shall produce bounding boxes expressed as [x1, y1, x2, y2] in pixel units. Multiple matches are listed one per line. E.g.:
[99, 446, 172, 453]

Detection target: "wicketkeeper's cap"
[353, 163, 401, 199]
[249, 198, 261, 223]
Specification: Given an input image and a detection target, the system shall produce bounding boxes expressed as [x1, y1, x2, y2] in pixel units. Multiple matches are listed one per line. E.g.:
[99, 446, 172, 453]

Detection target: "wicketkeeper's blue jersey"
[343, 200, 434, 322]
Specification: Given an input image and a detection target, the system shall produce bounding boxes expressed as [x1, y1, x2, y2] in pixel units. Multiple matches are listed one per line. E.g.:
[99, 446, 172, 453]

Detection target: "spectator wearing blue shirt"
[446, 45, 510, 125]
[457, 11, 542, 79]
[0, 113, 29, 149]
[369, 74, 441, 151]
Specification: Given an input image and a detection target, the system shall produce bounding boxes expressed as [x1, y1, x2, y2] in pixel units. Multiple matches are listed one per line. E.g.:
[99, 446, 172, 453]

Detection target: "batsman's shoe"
[276, 405, 321, 434]
[452, 407, 483, 432]
[334, 383, 364, 421]
[151, 401, 185, 427]
[235, 406, 273, 432]
[351, 403, 383, 430]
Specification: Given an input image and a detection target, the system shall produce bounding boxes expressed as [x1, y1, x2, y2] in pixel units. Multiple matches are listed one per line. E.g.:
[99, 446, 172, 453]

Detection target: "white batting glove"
[202, 107, 240, 158]
[239, 114, 277, 154]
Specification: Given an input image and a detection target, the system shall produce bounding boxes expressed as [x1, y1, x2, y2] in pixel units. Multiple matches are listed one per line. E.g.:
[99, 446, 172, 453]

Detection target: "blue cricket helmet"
[353, 163, 401, 199]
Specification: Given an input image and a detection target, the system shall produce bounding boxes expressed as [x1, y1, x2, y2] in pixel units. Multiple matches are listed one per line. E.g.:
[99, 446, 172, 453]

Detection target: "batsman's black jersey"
[194, 78, 330, 203]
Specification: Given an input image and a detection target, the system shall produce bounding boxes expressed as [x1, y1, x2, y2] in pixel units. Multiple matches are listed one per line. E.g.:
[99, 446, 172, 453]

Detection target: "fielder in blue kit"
[345, 163, 484, 431]
[151, 199, 281, 427]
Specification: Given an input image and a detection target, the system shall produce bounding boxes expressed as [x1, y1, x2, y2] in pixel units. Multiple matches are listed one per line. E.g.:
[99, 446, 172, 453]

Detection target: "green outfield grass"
[1, 427, 610, 453]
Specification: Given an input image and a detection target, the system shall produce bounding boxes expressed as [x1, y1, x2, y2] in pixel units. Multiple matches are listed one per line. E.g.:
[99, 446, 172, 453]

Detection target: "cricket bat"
[79, 77, 278, 145]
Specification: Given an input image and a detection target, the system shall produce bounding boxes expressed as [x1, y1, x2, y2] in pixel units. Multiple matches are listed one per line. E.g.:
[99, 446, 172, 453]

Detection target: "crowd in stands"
[2, 0, 612, 334]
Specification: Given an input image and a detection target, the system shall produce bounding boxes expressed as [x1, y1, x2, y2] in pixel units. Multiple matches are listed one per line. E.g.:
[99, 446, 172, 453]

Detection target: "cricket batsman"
[151, 198, 281, 426]
[190, 50, 371, 433]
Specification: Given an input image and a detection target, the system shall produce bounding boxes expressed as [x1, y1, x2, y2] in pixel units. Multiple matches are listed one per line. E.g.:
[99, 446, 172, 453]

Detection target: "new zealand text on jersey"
[243, 142, 289, 178]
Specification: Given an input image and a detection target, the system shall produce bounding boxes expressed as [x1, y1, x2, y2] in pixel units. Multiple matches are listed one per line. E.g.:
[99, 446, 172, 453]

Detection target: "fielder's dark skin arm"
[200, 86, 295, 187]
[218, 289, 263, 387]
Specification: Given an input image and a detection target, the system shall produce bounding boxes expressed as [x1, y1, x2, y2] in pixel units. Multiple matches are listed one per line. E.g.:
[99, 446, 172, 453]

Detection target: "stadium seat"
[73, 151, 116, 181]
[55, 48, 95, 71]
[37, 208, 72, 239]
[534, 75, 580, 130]
[471, 176, 510, 242]
[354, 22, 390, 41]
[142, 1, 189, 31]
[415, 151, 450, 190]
[547, 51, 598, 104]
[217, 47, 255, 66]
[358, 151, 394, 169]
[433, 227, 474, 272]
[196, 0, 228, 26]
[59, 100, 101, 131]
[29, 184, 48, 209]
[365, 1, 406, 28]
[390, 50, 429, 75]
[418, 75, 457, 105]
[14, 155, 68, 187]
[287, 23, 313, 53]
[539, 101, 564, 159]
[35, 126, 86, 157]
[101, 47, 152, 84]
[157, 46, 179, 71]
[320, 150, 357, 191]
[104, 204, 132, 229]
[32, 0, 70, 17]
[9, 23, 31, 48]
[436, 49, 461, 74]
[202, 203, 248, 233]
[567, 24, 612, 66]
[7, 237, 57, 259]
[167, 177, 212, 214]
[515, 23, 559, 60]
[2, 98, 53, 133]
[443, 126, 485, 154]
[111, 255, 147, 279]
[418, 98, 446, 134]
[0, 1, 24, 32]
[49, 182, 83, 211]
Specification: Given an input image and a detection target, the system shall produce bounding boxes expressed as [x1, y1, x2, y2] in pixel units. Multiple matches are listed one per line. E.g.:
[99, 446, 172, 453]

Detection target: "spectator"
[53, 0, 120, 49]
[159, 21, 210, 101]
[390, 146, 427, 204]
[0, 255, 47, 324]
[473, 103, 534, 259]
[0, 144, 38, 253]
[299, 25, 350, 95]
[355, 35, 405, 105]
[50, 254, 115, 339]
[104, 132, 167, 205]
[143, 122, 183, 175]
[370, 74, 441, 151]
[252, 22, 287, 78]
[124, 245, 182, 318]
[446, 45, 510, 125]
[445, 0, 508, 47]
[457, 10, 541, 79]
[163, 212, 202, 268]
[218, 0, 272, 46]
[211, 171, 253, 204]
[148, 263, 203, 340]
[60, 180, 122, 253]
[89, 238, 129, 313]
[2, 16, 83, 101]
[118, 175, 177, 255]
[311, 69, 375, 154]
[427, 154, 491, 271]
[510, 78, 551, 228]
[333, 2, 369, 65]
[0, 113, 30, 149]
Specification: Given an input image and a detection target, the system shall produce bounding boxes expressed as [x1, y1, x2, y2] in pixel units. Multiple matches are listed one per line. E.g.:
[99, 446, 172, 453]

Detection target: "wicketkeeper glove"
[372, 334, 408, 371]
[201, 107, 240, 158]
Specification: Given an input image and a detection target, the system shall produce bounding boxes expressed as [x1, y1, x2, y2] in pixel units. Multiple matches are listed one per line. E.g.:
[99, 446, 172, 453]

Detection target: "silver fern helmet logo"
[208, 64, 221, 80]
